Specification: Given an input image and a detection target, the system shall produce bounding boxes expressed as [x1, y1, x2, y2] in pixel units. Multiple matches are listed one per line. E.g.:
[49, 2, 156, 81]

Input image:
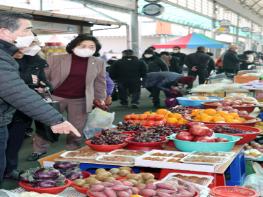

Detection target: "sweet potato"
[156, 183, 175, 190]
[145, 183, 157, 190]
[156, 192, 173, 197]
[104, 188, 117, 197]
[140, 188, 157, 196]
[117, 191, 130, 197]
[90, 184, 105, 192]
[131, 187, 139, 194]
[156, 189, 176, 194]
[112, 185, 130, 191]
[89, 192, 107, 197]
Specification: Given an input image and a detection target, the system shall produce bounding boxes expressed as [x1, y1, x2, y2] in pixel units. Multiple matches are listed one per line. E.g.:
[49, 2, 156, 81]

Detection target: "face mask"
[23, 45, 41, 56]
[144, 54, 153, 58]
[73, 48, 95, 58]
[173, 49, 180, 53]
[15, 35, 35, 48]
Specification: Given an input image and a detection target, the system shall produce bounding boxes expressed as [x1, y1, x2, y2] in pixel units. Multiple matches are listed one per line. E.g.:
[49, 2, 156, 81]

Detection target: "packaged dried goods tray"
[180, 155, 227, 165]
[159, 175, 210, 197]
[135, 150, 189, 169]
[190, 151, 235, 158]
[108, 149, 145, 157]
[95, 155, 135, 165]
[161, 172, 214, 187]
[60, 150, 99, 159]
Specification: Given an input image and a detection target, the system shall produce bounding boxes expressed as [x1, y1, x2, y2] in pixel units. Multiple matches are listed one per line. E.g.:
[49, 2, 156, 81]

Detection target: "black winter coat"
[110, 56, 147, 83]
[184, 51, 211, 70]
[223, 50, 240, 72]
[0, 39, 63, 127]
[141, 56, 168, 73]
[17, 55, 52, 90]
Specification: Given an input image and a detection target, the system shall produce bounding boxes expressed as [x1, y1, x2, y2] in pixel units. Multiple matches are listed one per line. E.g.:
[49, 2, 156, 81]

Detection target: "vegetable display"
[87, 178, 199, 197]
[53, 161, 82, 180]
[20, 168, 66, 188]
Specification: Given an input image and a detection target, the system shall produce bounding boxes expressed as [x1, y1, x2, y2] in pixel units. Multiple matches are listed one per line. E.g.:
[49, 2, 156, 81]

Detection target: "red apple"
[190, 124, 213, 136]
[215, 138, 229, 142]
[194, 136, 216, 142]
[176, 132, 194, 141]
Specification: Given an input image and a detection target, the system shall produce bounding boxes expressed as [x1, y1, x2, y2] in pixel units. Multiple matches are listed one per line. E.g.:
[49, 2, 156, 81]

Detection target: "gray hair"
[0, 11, 32, 32]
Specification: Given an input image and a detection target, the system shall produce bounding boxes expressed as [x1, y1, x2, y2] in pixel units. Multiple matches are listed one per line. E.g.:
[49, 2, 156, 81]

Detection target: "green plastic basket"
[167, 133, 241, 152]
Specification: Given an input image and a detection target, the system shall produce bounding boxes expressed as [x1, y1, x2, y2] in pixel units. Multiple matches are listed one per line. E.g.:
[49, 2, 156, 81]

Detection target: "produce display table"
[39, 145, 245, 187]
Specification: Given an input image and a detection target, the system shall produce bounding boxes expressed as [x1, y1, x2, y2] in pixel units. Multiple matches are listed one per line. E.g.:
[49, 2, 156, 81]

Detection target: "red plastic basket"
[85, 140, 127, 152]
[211, 186, 258, 197]
[125, 137, 167, 151]
[185, 115, 260, 126]
[19, 180, 71, 194]
[207, 125, 261, 145]
[203, 102, 256, 113]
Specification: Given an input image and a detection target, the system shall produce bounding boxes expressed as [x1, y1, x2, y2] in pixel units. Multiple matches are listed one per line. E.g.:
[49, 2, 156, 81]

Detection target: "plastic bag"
[243, 174, 263, 196]
[243, 162, 263, 196]
[83, 108, 115, 139]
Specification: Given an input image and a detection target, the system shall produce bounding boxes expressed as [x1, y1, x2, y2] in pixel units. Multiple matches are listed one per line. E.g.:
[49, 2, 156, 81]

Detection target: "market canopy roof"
[153, 33, 227, 49]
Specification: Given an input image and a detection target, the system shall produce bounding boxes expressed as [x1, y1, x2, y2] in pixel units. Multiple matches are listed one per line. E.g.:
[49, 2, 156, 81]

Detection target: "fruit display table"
[39, 145, 245, 187]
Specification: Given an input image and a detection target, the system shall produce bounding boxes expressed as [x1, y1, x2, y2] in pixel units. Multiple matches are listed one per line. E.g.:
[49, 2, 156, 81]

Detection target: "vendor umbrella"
[153, 33, 226, 49]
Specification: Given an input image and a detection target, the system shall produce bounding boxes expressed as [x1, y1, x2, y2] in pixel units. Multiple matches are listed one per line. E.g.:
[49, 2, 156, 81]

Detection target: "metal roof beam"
[215, 0, 263, 26]
[250, 0, 262, 8]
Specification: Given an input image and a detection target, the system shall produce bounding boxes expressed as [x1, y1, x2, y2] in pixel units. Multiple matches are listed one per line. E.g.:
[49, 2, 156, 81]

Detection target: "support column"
[131, 0, 139, 56]
[235, 15, 240, 44]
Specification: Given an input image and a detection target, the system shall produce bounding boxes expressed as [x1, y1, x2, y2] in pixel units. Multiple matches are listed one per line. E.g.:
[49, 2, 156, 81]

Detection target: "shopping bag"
[85, 107, 115, 129]
[35, 100, 60, 143]
[83, 108, 115, 139]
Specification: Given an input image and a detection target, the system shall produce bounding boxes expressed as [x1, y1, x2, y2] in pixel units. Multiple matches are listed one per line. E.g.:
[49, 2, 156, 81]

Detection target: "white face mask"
[15, 35, 35, 48]
[144, 54, 153, 58]
[173, 49, 180, 53]
[23, 45, 41, 56]
[73, 48, 95, 58]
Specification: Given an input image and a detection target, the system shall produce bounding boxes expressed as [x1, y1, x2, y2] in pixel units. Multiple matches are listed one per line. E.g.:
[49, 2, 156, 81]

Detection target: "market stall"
[8, 98, 262, 197]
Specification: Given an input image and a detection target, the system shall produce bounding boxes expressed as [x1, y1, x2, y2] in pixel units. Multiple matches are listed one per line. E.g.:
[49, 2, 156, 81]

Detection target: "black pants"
[6, 111, 32, 173]
[118, 81, 141, 105]
[188, 69, 208, 85]
[147, 87, 161, 107]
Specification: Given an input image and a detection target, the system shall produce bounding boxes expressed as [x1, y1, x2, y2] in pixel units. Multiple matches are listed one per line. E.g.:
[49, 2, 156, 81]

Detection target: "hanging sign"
[219, 19, 231, 27]
[241, 27, 250, 32]
[142, 3, 164, 16]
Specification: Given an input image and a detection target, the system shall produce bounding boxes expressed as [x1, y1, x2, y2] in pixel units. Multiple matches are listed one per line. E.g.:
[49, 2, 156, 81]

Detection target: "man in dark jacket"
[0, 11, 80, 183]
[170, 46, 186, 74]
[184, 46, 211, 85]
[5, 43, 53, 178]
[141, 48, 168, 73]
[144, 71, 183, 108]
[223, 45, 240, 74]
[110, 49, 147, 108]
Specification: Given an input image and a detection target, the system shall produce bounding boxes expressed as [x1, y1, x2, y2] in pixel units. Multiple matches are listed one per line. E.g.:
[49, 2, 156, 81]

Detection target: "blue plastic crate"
[225, 152, 246, 186]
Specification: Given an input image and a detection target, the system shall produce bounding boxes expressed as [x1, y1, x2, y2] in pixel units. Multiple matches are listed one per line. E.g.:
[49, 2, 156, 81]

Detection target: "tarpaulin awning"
[153, 33, 227, 49]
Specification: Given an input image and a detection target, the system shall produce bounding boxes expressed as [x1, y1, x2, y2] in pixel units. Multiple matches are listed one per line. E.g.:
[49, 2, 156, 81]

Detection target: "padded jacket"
[0, 39, 64, 127]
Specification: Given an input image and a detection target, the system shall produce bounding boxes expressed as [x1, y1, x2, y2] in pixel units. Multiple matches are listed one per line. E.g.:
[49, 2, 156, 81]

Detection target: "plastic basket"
[234, 75, 258, 84]
[211, 186, 258, 197]
[167, 133, 241, 152]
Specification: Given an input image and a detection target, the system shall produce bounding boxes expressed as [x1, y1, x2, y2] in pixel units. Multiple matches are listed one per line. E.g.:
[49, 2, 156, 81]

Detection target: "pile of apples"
[176, 122, 229, 142]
